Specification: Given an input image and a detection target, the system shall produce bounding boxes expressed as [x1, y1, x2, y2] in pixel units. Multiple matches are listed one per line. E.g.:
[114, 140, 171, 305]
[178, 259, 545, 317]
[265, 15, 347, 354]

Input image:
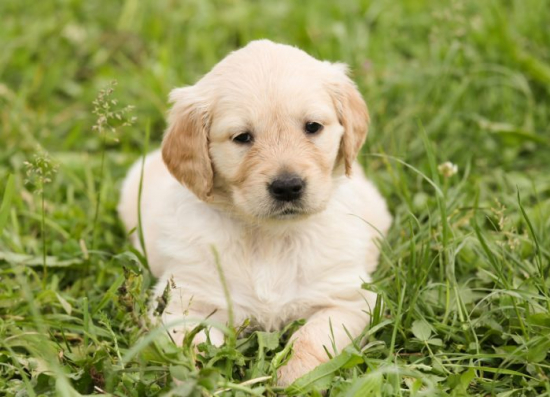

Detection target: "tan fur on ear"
[162, 88, 214, 201]
[330, 72, 370, 176]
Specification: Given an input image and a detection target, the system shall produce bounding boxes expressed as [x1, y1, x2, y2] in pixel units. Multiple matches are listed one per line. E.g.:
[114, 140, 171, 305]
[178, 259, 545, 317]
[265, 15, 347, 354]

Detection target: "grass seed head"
[92, 80, 136, 143]
[23, 149, 58, 195]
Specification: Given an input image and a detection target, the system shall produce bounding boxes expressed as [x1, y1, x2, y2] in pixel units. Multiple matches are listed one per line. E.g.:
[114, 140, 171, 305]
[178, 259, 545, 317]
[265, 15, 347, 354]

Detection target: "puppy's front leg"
[277, 302, 372, 387]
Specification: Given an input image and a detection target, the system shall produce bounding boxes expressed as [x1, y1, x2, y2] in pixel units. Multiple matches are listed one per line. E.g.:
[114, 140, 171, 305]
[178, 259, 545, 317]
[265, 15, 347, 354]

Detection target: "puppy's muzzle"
[268, 173, 305, 202]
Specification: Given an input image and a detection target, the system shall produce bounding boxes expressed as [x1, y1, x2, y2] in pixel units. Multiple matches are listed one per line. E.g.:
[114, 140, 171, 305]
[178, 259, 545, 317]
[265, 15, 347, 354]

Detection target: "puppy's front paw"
[276, 340, 325, 388]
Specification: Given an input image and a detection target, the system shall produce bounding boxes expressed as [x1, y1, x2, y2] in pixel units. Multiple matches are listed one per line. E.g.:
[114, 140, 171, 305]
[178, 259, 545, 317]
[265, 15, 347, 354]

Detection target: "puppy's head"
[162, 40, 369, 220]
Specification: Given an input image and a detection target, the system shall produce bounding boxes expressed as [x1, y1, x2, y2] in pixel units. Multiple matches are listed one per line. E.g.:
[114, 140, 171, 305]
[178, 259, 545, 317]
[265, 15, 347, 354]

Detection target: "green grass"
[1, 0, 550, 395]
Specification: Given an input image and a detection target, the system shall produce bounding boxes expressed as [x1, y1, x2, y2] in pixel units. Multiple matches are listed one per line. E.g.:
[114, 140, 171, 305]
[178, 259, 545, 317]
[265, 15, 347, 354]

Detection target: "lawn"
[1, 0, 550, 395]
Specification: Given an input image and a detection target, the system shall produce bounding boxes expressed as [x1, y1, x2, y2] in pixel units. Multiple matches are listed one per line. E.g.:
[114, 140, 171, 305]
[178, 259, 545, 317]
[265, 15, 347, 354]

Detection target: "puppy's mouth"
[280, 208, 300, 216]
[271, 204, 306, 219]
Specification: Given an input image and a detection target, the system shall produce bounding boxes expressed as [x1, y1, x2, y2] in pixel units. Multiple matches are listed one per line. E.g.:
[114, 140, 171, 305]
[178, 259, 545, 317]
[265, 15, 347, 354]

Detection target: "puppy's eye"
[305, 122, 323, 134]
[232, 132, 253, 144]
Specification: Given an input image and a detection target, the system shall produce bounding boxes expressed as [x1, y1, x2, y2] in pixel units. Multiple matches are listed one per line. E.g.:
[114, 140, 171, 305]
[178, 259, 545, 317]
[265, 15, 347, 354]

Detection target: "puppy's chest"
[242, 234, 313, 296]
[225, 229, 364, 329]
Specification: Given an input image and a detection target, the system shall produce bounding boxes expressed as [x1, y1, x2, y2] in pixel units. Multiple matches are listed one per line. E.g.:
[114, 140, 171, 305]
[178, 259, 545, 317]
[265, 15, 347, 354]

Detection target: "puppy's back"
[118, 150, 174, 247]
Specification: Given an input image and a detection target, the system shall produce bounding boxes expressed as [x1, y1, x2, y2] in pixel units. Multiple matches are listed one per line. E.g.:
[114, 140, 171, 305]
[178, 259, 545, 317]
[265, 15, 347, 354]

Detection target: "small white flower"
[62, 24, 87, 44]
[438, 161, 458, 178]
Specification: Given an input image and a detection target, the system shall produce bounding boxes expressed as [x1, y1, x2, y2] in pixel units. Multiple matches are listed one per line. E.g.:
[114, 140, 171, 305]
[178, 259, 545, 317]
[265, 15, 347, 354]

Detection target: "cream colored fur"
[118, 40, 391, 387]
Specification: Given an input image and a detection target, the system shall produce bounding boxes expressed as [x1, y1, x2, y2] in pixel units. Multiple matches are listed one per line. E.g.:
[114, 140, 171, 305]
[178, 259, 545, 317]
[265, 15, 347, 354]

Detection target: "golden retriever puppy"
[118, 39, 391, 387]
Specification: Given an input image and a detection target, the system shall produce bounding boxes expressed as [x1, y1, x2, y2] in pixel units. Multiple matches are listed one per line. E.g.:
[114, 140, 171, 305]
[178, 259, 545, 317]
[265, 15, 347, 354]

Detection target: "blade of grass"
[0, 174, 15, 235]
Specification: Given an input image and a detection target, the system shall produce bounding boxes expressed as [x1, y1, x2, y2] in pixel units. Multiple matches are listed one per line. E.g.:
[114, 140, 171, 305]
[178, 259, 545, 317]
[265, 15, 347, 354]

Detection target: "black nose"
[268, 174, 305, 202]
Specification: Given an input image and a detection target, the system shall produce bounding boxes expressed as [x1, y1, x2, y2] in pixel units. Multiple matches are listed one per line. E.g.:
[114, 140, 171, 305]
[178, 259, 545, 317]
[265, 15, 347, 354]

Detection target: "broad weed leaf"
[411, 320, 432, 342]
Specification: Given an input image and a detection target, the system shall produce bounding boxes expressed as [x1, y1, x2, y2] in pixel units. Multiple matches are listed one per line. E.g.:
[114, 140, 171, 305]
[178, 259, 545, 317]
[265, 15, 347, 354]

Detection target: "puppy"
[118, 40, 391, 387]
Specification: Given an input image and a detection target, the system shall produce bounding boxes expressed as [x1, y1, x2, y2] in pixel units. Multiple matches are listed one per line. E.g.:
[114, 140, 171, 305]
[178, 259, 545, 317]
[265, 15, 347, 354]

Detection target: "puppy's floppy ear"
[329, 63, 370, 176]
[162, 87, 214, 201]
